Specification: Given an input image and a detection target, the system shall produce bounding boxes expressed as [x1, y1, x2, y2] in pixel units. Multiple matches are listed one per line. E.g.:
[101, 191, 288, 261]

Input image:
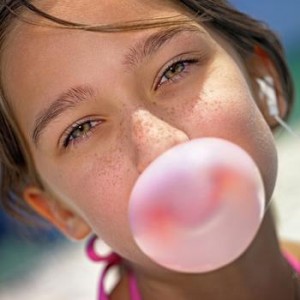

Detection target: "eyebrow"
[123, 24, 200, 68]
[32, 85, 95, 145]
[32, 25, 201, 146]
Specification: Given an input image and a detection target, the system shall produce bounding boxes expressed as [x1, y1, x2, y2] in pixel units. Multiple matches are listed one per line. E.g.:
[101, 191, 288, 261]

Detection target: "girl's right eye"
[62, 119, 102, 148]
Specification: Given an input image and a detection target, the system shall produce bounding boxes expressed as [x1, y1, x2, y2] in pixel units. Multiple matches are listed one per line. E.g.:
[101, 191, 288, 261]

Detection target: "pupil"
[168, 62, 184, 78]
[73, 123, 89, 138]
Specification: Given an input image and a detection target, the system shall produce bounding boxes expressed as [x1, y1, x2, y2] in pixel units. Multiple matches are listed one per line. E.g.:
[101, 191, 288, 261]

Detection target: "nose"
[131, 110, 189, 173]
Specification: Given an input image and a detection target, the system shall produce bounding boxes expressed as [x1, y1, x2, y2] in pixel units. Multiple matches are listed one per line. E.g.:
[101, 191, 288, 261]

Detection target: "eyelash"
[61, 57, 200, 149]
[62, 118, 103, 148]
[155, 57, 200, 90]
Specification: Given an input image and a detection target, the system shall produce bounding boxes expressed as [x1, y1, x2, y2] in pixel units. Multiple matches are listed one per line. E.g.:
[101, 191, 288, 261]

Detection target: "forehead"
[1, 0, 242, 117]
[29, 0, 181, 24]
[1, 0, 188, 107]
[2, 0, 186, 66]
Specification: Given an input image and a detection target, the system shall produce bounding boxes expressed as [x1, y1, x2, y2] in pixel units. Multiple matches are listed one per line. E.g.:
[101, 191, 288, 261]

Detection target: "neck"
[132, 209, 298, 300]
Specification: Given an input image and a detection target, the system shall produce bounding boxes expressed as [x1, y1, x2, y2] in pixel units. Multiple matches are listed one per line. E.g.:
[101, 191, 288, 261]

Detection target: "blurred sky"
[230, 0, 300, 48]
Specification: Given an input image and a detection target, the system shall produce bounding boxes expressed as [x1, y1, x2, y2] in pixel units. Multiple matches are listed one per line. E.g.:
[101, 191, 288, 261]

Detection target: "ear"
[23, 186, 91, 240]
[246, 46, 288, 128]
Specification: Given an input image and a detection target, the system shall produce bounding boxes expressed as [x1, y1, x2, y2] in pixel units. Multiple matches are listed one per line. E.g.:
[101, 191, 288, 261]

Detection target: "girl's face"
[2, 0, 277, 267]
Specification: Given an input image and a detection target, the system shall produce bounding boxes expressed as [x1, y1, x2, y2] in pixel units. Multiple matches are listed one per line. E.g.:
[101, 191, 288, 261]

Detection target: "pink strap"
[86, 235, 142, 300]
[128, 270, 142, 300]
[284, 251, 300, 273]
[87, 235, 300, 300]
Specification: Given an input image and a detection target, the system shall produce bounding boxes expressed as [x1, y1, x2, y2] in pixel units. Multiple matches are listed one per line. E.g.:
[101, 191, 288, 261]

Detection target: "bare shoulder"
[281, 240, 300, 260]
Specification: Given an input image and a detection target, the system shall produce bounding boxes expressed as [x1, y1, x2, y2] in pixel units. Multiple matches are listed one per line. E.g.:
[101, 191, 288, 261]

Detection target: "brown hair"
[0, 0, 295, 220]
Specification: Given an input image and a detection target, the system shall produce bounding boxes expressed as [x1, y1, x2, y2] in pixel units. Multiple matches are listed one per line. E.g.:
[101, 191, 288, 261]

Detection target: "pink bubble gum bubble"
[128, 138, 265, 273]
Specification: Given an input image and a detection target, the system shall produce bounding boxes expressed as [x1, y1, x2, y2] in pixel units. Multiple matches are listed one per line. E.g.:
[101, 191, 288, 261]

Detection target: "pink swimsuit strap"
[97, 257, 141, 300]
[87, 234, 300, 300]
[98, 253, 300, 300]
[86, 235, 142, 300]
[284, 251, 300, 274]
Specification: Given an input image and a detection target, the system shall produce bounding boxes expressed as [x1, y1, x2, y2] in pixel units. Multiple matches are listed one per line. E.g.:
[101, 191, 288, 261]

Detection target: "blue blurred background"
[0, 1, 299, 299]
[232, 0, 300, 47]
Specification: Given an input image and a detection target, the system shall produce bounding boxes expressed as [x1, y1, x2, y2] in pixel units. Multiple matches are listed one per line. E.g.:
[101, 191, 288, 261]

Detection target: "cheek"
[35, 146, 139, 255]
[165, 71, 278, 201]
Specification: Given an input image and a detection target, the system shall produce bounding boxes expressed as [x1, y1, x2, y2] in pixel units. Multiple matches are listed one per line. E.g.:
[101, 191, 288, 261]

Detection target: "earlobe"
[23, 186, 92, 240]
[247, 46, 288, 128]
[256, 75, 288, 128]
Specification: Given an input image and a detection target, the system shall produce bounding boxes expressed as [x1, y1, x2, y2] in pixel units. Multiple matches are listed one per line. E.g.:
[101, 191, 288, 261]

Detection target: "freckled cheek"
[166, 88, 277, 200]
[166, 90, 253, 140]
[37, 149, 139, 248]
[79, 159, 140, 255]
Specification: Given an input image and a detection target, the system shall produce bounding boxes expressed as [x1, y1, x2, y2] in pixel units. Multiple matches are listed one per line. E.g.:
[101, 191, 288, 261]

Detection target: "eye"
[62, 119, 102, 148]
[156, 58, 199, 90]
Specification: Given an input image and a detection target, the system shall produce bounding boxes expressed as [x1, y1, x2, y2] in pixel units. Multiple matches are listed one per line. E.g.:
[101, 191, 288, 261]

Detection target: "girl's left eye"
[62, 119, 102, 148]
[156, 58, 199, 89]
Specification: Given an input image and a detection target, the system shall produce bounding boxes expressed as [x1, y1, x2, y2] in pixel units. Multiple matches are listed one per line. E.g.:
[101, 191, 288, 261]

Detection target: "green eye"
[71, 123, 91, 139]
[157, 58, 199, 88]
[164, 62, 186, 80]
[63, 120, 100, 148]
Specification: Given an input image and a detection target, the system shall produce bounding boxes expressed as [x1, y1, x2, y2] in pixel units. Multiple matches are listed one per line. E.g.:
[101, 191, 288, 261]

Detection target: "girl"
[0, 0, 299, 299]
